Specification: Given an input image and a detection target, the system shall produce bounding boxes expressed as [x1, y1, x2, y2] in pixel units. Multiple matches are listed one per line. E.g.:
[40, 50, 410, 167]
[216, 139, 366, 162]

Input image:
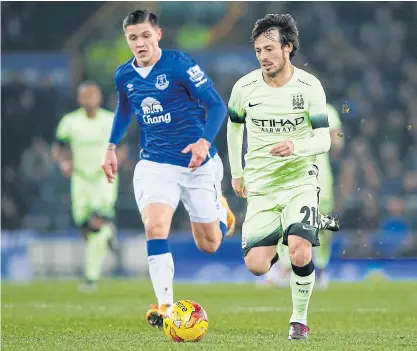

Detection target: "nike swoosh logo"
[302, 225, 309, 230]
[296, 282, 311, 286]
[248, 102, 262, 107]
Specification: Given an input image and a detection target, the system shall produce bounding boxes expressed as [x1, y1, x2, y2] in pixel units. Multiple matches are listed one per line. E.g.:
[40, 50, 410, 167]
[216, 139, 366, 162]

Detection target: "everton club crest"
[155, 74, 169, 90]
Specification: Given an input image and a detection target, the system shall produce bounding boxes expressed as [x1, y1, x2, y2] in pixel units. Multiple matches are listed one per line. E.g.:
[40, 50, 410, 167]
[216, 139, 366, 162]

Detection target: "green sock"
[85, 224, 112, 282]
[313, 230, 332, 270]
[289, 269, 315, 325]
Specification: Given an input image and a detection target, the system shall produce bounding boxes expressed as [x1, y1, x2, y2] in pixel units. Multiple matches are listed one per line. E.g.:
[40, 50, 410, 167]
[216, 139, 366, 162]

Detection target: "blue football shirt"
[114, 49, 219, 167]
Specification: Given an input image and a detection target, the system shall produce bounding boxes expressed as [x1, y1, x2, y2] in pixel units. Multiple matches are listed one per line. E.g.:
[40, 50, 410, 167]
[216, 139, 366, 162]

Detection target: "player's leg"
[141, 202, 175, 327]
[71, 175, 110, 292]
[89, 175, 122, 277]
[183, 154, 235, 254]
[133, 160, 180, 328]
[313, 186, 334, 290]
[282, 187, 321, 340]
[263, 239, 292, 287]
[103, 175, 121, 258]
[82, 214, 113, 292]
[242, 196, 282, 275]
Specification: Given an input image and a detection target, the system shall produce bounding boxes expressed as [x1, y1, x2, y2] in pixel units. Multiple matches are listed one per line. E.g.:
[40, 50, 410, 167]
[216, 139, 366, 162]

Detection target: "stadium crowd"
[2, 2, 417, 256]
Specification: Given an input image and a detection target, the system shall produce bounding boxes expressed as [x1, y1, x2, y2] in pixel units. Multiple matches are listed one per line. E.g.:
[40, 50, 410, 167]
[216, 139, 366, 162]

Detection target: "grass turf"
[2, 279, 417, 350]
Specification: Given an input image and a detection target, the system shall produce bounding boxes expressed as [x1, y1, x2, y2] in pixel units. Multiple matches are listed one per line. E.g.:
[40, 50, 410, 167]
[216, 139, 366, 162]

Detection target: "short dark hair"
[78, 80, 99, 89]
[123, 10, 159, 30]
[251, 14, 299, 59]
[77, 80, 101, 94]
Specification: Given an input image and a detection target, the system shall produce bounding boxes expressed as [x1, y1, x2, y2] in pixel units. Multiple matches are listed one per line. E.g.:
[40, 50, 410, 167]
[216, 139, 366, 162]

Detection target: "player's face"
[78, 85, 102, 111]
[125, 22, 162, 66]
[254, 30, 292, 78]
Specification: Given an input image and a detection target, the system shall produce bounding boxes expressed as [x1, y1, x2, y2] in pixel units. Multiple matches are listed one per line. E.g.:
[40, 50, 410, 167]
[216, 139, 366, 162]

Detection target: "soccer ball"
[163, 300, 208, 342]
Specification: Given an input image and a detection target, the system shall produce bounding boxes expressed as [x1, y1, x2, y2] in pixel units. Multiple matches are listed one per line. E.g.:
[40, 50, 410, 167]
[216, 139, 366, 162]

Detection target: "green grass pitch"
[2, 279, 417, 350]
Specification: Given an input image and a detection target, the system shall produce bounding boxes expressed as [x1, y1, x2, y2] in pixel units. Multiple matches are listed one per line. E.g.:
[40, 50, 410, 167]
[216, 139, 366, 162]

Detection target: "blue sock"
[147, 239, 170, 256]
[219, 221, 227, 239]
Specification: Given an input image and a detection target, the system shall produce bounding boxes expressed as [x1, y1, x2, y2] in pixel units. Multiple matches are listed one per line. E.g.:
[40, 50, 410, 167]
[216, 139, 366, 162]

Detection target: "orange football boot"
[146, 303, 170, 328]
[221, 195, 236, 237]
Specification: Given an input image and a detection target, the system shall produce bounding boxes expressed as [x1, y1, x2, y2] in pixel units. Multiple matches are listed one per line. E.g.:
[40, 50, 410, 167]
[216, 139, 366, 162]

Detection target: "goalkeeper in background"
[52, 81, 128, 292]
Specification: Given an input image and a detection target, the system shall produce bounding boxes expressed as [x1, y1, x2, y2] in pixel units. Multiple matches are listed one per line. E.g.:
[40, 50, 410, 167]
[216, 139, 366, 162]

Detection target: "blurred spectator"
[338, 137, 381, 214]
[19, 137, 55, 190]
[380, 196, 410, 234]
[385, 110, 407, 154]
[372, 196, 411, 257]
[352, 191, 381, 231]
[176, 21, 211, 50]
[360, 117, 379, 154]
[17, 137, 56, 230]
[379, 161, 404, 200]
[1, 167, 26, 229]
[403, 172, 417, 226]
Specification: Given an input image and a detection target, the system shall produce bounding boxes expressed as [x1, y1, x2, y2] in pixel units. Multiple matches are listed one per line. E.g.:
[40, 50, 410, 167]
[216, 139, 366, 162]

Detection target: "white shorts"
[133, 154, 223, 223]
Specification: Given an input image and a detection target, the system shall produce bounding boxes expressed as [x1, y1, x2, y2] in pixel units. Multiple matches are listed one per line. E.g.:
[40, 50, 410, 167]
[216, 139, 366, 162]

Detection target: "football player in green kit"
[227, 14, 339, 340]
[53, 81, 127, 292]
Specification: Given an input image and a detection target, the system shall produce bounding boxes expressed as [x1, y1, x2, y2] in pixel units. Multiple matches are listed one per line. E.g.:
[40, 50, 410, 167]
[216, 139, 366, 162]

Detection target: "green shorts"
[241, 182, 321, 257]
[70, 172, 118, 227]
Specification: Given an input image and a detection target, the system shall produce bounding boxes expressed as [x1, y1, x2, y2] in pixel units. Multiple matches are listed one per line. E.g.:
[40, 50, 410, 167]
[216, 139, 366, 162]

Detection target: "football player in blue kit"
[101, 10, 236, 328]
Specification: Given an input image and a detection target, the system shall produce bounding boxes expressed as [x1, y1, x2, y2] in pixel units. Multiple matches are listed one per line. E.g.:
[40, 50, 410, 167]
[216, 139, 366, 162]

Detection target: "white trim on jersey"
[131, 49, 162, 79]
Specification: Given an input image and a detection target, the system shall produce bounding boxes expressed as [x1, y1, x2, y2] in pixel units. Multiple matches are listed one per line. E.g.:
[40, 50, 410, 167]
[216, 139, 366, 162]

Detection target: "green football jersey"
[56, 108, 115, 178]
[228, 67, 329, 195]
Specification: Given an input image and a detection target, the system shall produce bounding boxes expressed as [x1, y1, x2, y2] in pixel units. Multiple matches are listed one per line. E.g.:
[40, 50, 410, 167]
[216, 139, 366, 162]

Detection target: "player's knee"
[244, 253, 270, 276]
[288, 241, 312, 267]
[195, 237, 221, 254]
[144, 220, 169, 239]
[290, 250, 311, 267]
[87, 214, 105, 232]
[192, 222, 222, 254]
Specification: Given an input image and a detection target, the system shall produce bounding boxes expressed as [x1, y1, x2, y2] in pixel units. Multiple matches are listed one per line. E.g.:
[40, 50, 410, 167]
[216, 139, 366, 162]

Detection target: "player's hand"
[181, 138, 210, 172]
[59, 160, 73, 178]
[102, 145, 118, 183]
[270, 141, 294, 157]
[232, 177, 247, 198]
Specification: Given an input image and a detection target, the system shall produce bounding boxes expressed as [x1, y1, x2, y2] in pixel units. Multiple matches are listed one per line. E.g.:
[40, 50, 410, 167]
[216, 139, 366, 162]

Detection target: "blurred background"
[2, 1, 417, 282]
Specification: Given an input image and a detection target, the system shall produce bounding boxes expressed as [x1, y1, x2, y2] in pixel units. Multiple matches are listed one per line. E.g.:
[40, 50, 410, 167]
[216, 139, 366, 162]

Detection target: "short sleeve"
[56, 115, 72, 143]
[228, 82, 246, 124]
[309, 81, 329, 129]
[326, 103, 342, 130]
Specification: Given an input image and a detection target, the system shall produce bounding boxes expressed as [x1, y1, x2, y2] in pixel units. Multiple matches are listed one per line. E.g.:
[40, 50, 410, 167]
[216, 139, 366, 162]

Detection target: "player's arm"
[102, 70, 133, 183]
[293, 81, 331, 156]
[115, 143, 129, 167]
[327, 103, 344, 158]
[179, 54, 227, 171]
[199, 88, 227, 145]
[52, 116, 73, 178]
[182, 87, 227, 171]
[227, 83, 247, 198]
[271, 81, 331, 157]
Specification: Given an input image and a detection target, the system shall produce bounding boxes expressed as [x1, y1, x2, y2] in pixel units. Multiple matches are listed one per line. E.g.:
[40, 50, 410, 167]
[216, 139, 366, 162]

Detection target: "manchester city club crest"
[292, 94, 304, 110]
[155, 74, 169, 90]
